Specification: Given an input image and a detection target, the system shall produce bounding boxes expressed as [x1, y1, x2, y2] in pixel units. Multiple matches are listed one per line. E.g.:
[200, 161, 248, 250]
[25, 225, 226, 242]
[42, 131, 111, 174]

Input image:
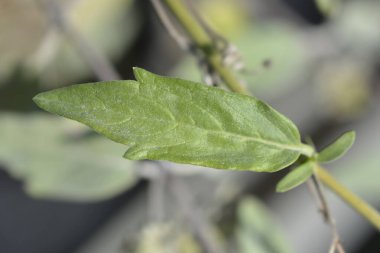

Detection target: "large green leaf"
[0, 113, 137, 201]
[276, 161, 315, 193]
[33, 68, 313, 172]
[317, 131, 355, 163]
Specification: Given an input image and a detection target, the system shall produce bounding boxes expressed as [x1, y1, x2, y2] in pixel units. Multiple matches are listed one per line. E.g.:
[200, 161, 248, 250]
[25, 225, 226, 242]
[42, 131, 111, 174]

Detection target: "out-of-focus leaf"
[172, 22, 308, 100]
[315, 0, 341, 17]
[236, 197, 292, 253]
[0, 113, 137, 201]
[33, 0, 139, 86]
[314, 60, 370, 120]
[0, 0, 139, 85]
[199, 0, 250, 37]
[317, 131, 355, 163]
[34, 68, 313, 172]
[333, 1, 380, 53]
[235, 23, 307, 99]
[0, 0, 46, 82]
[135, 223, 201, 253]
[276, 161, 315, 192]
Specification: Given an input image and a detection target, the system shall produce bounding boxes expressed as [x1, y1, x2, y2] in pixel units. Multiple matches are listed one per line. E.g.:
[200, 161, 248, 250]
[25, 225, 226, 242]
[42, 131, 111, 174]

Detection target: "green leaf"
[33, 68, 313, 172]
[276, 161, 315, 192]
[0, 113, 137, 202]
[317, 131, 356, 163]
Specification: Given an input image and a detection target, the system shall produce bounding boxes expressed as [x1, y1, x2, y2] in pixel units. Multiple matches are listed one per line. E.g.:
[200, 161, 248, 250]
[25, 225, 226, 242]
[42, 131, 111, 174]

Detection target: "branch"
[159, 0, 380, 232]
[150, 0, 220, 86]
[162, 0, 249, 95]
[308, 175, 345, 253]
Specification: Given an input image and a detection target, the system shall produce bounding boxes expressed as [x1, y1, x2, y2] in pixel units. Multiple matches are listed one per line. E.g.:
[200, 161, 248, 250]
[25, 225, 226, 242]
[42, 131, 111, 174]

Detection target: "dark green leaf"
[276, 161, 315, 192]
[33, 68, 313, 172]
[317, 131, 356, 163]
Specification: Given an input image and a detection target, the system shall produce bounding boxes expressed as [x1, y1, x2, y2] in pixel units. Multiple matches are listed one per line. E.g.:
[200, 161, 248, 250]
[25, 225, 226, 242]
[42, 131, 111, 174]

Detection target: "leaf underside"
[33, 68, 312, 172]
[317, 131, 356, 163]
[276, 161, 315, 192]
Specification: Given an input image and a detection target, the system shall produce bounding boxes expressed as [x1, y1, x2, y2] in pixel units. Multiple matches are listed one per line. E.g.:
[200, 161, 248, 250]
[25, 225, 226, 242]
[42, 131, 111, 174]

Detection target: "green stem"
[163, 0, 249, 95]
[316, 165, 380, 230]
[161, 0, 380, 231]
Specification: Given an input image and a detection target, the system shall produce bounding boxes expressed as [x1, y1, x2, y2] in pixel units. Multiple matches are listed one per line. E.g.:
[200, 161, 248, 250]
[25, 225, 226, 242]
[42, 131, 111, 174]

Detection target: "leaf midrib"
[55, 89, 311, 155]
[106, 113, 309, 155]
[180, 122, 310, 154]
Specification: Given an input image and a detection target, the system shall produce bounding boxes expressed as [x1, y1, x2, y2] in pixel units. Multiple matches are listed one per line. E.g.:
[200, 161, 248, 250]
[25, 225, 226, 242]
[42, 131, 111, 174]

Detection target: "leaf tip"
[317, 130, 356, 163]
[32, 92, 48, 109]
[275, 184, 286, 193]
[347, 130, 356, 141]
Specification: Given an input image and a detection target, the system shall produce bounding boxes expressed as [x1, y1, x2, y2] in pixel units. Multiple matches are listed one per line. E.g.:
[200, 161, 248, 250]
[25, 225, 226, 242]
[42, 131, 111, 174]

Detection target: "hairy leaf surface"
[317, 131, 355, 163]
[33, 68, 313, 172]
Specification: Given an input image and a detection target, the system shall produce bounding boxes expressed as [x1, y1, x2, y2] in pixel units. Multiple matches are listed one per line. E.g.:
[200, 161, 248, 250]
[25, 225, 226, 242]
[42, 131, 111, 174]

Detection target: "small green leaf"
[276, 161, 315, 192]
[317, 131, 356, 163]
[33, 68, 313, 172]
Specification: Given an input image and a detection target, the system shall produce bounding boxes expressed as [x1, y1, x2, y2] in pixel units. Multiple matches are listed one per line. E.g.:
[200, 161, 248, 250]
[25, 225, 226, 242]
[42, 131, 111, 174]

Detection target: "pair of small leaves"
[276, 131, 356, 192]
[33, 68, 314, 173]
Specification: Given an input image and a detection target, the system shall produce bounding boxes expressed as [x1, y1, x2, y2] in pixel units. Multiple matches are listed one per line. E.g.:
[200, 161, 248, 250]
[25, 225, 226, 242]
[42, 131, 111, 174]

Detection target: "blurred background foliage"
[0, 0, 380, 253]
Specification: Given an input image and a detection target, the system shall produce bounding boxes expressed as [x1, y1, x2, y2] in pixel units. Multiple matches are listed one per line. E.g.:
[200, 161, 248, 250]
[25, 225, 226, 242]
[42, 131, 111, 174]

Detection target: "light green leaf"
[317, 131, 356, 163]
[236, 197, 293, 253]
[276, 161, 315, 193]
[0, 113, 137, 202]
[172, 22, 308, 100]
[33, 68, 313, 172]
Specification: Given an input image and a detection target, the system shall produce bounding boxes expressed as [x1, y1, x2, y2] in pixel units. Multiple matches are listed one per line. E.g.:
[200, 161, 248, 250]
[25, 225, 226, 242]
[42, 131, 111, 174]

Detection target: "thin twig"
[161, 0, 249, 94]
[150, 0, 191, 51]
[150, 0, 218, 86]
[35, 0, 120, 81]
[184, 0, 247, 73]
[309, 175, 345, 253]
